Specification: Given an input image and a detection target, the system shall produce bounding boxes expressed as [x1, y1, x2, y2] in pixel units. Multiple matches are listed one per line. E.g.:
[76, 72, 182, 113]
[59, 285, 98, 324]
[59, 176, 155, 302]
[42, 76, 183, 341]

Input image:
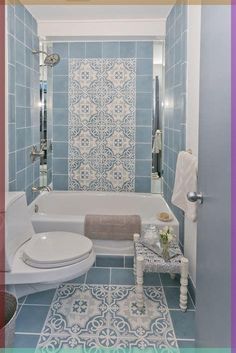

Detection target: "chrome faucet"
[32, 186, 52, 193]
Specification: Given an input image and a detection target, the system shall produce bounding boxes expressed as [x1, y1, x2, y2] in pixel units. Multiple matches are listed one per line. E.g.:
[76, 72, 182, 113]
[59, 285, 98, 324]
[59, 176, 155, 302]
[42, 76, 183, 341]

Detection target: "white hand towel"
[152, 130, 162, 154]
[171, 151, 198, 222]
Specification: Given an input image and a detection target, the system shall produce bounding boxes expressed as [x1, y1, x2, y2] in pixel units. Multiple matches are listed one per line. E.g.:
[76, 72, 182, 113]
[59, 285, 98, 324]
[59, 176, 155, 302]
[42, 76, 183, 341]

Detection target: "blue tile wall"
[163, 5, 187, 245]
[7, 4, 40, 204]
[52, 41, 153, 192]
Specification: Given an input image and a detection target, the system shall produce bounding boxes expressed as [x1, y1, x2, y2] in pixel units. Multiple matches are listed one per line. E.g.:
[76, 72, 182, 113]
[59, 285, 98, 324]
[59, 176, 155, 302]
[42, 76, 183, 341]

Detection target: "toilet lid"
[22, 232, 93, 269]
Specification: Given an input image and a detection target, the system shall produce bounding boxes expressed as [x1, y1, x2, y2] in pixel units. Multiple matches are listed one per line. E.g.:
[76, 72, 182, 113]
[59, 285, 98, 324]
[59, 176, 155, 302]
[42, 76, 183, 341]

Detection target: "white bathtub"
[31, 191, 179, 256]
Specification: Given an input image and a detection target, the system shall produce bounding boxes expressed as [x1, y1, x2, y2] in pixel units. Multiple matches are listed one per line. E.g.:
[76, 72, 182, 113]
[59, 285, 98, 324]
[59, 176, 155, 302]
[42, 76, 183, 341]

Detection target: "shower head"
[32, 50, 60, 67]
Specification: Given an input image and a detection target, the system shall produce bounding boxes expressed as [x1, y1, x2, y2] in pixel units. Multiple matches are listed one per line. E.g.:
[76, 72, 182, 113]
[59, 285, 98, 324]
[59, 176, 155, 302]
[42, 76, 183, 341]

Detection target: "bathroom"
[3, 1, 231, 351]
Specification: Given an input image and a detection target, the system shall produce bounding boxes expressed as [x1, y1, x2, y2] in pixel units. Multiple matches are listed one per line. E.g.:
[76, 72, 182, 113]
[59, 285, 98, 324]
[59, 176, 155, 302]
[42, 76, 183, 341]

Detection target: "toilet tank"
[5, 192, 35, 271]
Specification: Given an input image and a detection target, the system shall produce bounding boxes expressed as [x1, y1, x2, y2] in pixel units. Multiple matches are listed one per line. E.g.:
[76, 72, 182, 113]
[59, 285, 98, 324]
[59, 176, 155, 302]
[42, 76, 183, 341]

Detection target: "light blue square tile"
[53, 76, 68, 93]
[25, 87, 31, 108]
[143, 272, 161, 286]
[16, 169, 25, 191]
[53, 158, 68, 174]
[53, 43, 69, 58]
[15, 40, 25, 64]
[135, 143, 152, 159]
[136, 126, 152, 143]
[15, 305, 49, 333]
[103, 42, 120, 58]
[16, 62, 25, 86]
[136, 75, 153, 93]
[25, 289, 55, 305]
[136, 109, 152, 126]
[8, 34, 15, 64]
[16, 128, 26, 150]
[53, 59, 68, 76]
[66, 274, 86, 284]
[9, 180, 16, 191]
[135, 160, 152, 177]
[86, 42, 102, 58]
[25, 108, 31, 127]
[53, 142, 68, 158]
[120, 42, 136, 58]
[96, 255, 124, 268]
[8, 94, 15, 123]
[136, 92, 153, 109]
[170, 310, 195, 339]
[14, 334, 39, 349]
[53, 174, 68, 190]
[111, 268, 135, 285]
[9, 152, 16, 182]
[69, 42, 85, 58]
[53, 125, 68, 141]
[16, 107, 25, 128]
[164, 287, 194, 310]
[15, 17, 24, 43]
[16, 85, 25, 107]
[25, 127, 33, 147]
[15, 4, 24, 22]
[135, 177, 151, 193]
[8, 123, 16, 153]
[86, 268, 110, 284]
[124, 256, 134, 268]
[32, 17, 37, 34]
[8, 65, 15, 94]
[25, 47, 32, 68]
[137, 41, 153, 58]
[16, 149, 26, 172]
[25, 26, 33, 49]
[53, 93, 68, 109]
[24, 8, 32, 29]
[160, 273, 181, 286]
[7, 6, 15, 35]
[26, 165, 33, 187]
[137, 59, 153, 76]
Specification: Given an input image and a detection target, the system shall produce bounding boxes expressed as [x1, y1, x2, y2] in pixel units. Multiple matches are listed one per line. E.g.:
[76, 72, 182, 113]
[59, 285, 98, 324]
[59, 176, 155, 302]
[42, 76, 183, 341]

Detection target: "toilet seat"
[22, 232, 93, 269]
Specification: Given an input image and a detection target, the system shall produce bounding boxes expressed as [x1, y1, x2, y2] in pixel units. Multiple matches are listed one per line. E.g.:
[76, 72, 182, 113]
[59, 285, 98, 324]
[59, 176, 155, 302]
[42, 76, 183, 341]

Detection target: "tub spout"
[32, 186, 52, 193]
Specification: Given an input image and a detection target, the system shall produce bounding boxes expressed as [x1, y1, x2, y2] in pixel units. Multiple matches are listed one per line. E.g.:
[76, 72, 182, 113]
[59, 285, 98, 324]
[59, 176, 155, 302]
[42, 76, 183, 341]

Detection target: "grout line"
[177, 339, 195, 342]
[15, 332, 41, 335]
[169, 308, 195, 312]
[20, 303, 52, 307]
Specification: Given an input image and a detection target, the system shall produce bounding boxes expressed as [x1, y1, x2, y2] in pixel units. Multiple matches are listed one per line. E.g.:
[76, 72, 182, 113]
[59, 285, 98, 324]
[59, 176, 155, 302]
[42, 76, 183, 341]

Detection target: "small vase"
[161, 241, 170, 261]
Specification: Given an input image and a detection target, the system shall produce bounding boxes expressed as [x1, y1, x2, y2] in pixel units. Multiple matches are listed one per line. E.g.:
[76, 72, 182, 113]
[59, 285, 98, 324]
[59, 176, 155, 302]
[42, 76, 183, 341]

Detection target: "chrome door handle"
[187, 192, 203, 204]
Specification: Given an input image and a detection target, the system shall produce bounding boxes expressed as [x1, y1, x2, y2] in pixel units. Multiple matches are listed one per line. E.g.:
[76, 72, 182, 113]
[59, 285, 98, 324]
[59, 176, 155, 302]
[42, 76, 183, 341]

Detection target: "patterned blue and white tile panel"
[68, 58, 136, 192]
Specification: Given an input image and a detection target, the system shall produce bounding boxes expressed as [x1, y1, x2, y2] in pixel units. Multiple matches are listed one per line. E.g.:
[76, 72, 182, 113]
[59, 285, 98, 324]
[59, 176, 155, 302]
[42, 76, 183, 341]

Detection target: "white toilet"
[5, 192, 95, 298]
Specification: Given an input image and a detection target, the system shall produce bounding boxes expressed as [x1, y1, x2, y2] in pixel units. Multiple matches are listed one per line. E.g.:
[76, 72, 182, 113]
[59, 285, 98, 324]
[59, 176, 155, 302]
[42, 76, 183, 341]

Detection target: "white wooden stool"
[133, 233, 189, 312]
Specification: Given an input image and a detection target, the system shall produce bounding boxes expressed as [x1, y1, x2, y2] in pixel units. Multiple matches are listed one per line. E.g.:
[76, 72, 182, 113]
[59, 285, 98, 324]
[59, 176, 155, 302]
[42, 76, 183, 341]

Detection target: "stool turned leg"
[133, 233, 140, 276]
[179, 257, 189, 312]
[136, 255, 144, 310]
[170, 274, 176, 280]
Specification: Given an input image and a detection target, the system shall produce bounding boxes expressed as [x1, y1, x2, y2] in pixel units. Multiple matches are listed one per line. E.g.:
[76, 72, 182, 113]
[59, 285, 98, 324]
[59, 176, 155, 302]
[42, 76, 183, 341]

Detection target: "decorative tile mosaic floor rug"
[37, 284, 178, 352]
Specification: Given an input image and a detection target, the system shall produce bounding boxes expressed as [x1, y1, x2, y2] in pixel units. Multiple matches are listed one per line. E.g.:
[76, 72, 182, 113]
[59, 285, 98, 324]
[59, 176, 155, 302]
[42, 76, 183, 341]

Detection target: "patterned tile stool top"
[134, 233, 189, 312]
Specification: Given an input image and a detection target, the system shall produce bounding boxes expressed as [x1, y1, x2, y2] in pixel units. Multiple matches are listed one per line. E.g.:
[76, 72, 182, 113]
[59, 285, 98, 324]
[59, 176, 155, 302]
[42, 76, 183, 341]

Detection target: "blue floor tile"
[111, 268, 135, 285]
[143, 272, 161, 286]
[16, 305, 49, 333]
[96, 255, 124, 268]
[160, 273, 181, 286]
[164, 287, 195, 310]
[177, 340, 196, 348]
[66, 274, 86, 284]
[124, 256, 134, 268]
[170, 310, 195, 339]
[86, 267, 110, 284]
[14, 334, 39, 348]
[24, 289, 55, 305]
